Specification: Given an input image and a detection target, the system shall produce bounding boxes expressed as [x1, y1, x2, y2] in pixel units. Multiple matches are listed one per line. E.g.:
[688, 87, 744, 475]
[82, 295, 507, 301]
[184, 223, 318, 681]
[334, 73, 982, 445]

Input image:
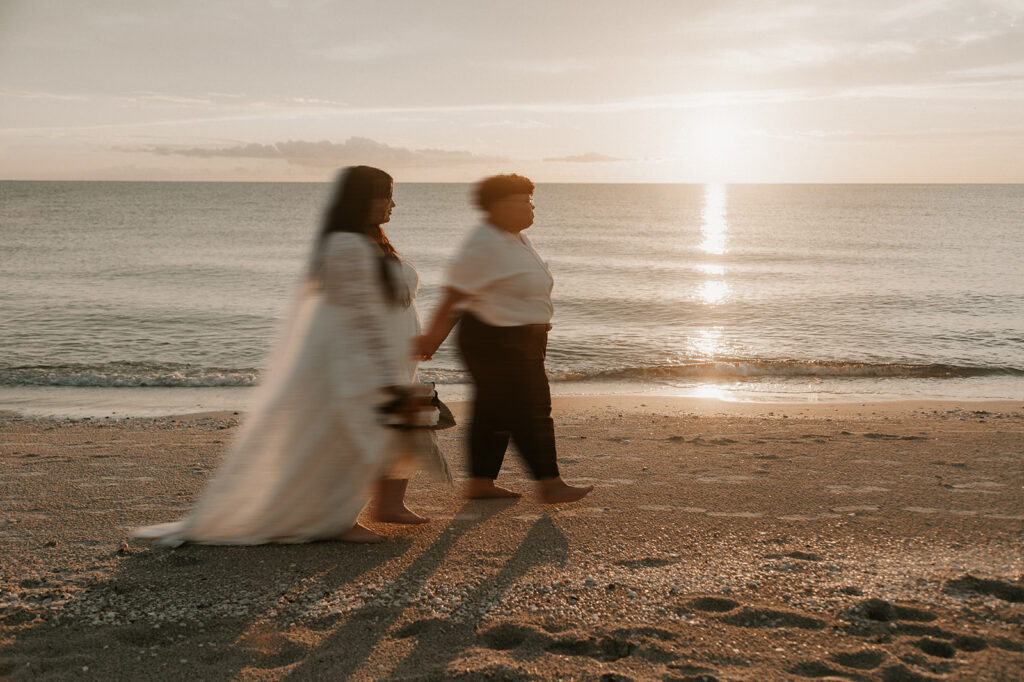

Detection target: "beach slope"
[1, 399, 1022, 680]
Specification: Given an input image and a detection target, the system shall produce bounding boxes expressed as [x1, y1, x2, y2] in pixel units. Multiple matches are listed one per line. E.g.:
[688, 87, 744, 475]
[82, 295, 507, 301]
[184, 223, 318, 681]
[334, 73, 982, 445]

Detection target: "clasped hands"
[410, 334, 438, 362]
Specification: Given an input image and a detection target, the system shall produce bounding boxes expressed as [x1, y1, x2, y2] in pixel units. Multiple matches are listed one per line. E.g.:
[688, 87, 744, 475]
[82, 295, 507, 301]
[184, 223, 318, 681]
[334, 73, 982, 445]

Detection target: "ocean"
[2, 181, 1022, 416]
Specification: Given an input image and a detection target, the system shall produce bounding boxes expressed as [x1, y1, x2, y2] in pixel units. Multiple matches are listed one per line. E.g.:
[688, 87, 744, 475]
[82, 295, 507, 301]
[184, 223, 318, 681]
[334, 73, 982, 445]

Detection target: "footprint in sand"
[614, 556, 678, 569]
[951, 635, 989, 652]
[682, 596, 740, 613]
[706, 511, 763, 518]
[789, 661, 845, 677]
[826, 484, 890, 493]
[668, 663, 721, 678]
[569, 477, 634, 486]
[477, 623, 546, 650]
[695, 474, 757, 484]
[766, 551, 822, 562]
[831, 504, 879, 514]
[915, 638, 956, 659]
[720, 606, 826, 630]
[478, 623, 653, 664]
[945, 574, 1024, 603]
[395, 617, 452, 640]
[945, 481, 1005, 493]
[554, 506, 609, 518]
[829, 648, 887, 670]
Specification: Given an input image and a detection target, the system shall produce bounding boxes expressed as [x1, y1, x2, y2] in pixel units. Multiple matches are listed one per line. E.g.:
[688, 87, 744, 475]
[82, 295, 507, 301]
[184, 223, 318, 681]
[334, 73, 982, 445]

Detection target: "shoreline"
[1, 382, 1022, 419]
[2, 398, 1023, 679]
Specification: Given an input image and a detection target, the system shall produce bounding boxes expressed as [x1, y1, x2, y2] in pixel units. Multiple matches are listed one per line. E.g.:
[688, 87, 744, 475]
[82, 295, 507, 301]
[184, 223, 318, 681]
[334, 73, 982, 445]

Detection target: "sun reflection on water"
[697, 263, 724, 276]
[699, 183, 728, 256]
[689, 384, 731, 400]
[691, 327, 724, 358]
[696, 183, 730, 307]
[698, 280, 730, 304]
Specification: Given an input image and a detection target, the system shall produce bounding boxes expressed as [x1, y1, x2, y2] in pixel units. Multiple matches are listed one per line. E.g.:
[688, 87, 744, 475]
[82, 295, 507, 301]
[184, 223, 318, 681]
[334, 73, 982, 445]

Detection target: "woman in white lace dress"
[133, 166, 443, 545]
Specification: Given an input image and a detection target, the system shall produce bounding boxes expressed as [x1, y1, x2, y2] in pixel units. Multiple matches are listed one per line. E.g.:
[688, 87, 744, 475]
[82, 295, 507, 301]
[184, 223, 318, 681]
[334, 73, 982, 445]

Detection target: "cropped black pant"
[457, 313, 559, 481]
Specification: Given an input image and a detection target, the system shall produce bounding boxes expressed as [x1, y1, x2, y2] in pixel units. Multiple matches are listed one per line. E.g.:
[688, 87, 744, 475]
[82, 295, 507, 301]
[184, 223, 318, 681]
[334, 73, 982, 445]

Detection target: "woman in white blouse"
[417, 174, 592, 504]
[134, 166, 443, 546]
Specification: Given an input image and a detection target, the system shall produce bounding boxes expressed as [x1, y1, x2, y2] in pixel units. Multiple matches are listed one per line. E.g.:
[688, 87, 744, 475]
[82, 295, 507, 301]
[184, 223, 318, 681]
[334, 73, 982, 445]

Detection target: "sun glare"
[695, 182, 731, 306]
[698, 280, 730, 304]
[699, 183, 728, 255]
[697, 123, 742, 182]
[691, 328, 724, 358]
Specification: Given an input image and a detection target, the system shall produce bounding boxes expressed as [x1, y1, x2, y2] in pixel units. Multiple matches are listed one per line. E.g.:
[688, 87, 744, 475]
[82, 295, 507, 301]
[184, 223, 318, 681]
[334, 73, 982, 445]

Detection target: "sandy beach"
[2, 397, 1022, 681]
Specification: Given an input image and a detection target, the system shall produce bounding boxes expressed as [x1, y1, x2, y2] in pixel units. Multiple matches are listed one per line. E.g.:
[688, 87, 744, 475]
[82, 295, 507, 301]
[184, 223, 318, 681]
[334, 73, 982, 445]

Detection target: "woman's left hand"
[411, 335, 434, 361]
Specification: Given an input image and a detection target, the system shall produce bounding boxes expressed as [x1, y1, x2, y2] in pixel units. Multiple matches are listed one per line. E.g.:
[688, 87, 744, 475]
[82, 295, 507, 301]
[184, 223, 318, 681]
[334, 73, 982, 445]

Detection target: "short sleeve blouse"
[444, 223, 554, 327]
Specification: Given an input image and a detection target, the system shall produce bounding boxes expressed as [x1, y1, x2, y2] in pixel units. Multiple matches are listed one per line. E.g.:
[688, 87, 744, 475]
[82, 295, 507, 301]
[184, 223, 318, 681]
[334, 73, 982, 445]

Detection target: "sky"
[1, 0, 1022, 183]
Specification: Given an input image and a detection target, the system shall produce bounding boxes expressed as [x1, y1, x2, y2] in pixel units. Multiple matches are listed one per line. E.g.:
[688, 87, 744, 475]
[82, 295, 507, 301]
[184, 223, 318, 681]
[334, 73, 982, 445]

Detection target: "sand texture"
[1, 398, 1023, 681]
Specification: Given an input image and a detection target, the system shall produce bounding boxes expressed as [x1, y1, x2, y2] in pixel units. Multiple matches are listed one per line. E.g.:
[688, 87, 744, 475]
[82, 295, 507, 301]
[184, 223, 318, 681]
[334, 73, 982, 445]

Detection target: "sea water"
[1, 181, 1022, 416]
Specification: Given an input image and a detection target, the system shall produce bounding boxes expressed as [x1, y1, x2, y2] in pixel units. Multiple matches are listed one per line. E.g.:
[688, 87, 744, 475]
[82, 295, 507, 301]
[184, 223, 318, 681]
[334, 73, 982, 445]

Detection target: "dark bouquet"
[379, 382, 456, 430]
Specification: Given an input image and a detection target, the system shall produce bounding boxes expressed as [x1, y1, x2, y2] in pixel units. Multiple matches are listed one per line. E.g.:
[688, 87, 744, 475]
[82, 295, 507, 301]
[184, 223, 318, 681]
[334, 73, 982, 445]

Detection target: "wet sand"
[1, 398, 1023, 681]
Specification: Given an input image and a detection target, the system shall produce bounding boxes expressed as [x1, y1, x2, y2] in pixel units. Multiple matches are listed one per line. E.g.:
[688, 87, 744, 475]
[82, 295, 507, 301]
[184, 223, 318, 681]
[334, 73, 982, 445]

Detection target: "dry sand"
[1, 397, 1022, 681]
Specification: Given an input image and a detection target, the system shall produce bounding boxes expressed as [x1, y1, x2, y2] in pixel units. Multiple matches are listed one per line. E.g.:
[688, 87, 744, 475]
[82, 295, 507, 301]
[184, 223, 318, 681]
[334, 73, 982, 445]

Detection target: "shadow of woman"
[280, 497, 557, 675]
[284, 506, 567, 679]
[386, 514, 568, 678]
[0, 537, 412, 679]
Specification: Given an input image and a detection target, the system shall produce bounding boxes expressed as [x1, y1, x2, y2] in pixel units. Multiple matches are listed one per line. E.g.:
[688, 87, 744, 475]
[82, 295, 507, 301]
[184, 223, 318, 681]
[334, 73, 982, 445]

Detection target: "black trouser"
[457, 313, 559, 481]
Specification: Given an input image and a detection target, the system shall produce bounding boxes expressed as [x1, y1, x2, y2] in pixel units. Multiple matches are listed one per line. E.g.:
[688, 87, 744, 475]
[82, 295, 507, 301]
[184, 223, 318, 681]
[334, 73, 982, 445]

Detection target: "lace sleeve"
[322, 233, 403, 390]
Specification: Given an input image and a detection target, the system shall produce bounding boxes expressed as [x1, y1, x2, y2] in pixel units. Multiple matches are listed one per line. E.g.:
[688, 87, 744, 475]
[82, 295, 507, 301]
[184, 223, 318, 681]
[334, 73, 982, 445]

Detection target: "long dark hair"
[312, 166, 404, 305]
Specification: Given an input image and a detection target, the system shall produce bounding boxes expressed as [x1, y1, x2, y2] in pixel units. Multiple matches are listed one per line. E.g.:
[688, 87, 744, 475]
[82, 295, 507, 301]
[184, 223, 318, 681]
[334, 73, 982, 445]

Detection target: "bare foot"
[337, 522, 386, 543]
[537, 477, 594, 504]
[373, 506, 430, 524]
[464, 477, 522, 500]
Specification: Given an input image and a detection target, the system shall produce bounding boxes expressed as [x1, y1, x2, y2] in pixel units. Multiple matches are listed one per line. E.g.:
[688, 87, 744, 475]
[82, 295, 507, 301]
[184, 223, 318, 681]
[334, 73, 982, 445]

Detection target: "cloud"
[473, 119, 549, 129]
[543, 152, 627, 163]
[793, 126, 1024, 140]
[133, 136, 508, 168]
[123, 91, 214, 106]
[0, 88, 83, 101]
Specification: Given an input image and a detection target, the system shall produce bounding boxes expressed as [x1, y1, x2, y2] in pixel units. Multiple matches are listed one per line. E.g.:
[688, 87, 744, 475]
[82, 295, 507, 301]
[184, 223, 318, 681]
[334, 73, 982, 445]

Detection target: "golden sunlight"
[697, 263, 725, 276]
[697, 123, 742, 182]
[698, 280, 730, 304]
[688, 384, 732, 401]
[695, 182, 731, 305]
[691, 327, 724, 358]
[699, 183, 728, 255]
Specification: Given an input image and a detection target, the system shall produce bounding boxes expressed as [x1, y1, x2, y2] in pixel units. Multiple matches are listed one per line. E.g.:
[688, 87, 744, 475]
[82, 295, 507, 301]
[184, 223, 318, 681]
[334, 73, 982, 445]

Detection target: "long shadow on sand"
[0, 500, 566, 680]
[284, 500, 567, 679]
[0, 535, 413, 679]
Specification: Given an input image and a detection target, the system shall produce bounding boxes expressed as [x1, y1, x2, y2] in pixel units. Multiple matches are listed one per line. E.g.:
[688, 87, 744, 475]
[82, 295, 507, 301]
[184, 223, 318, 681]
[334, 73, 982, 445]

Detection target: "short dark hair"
[474, 173, 535, 211]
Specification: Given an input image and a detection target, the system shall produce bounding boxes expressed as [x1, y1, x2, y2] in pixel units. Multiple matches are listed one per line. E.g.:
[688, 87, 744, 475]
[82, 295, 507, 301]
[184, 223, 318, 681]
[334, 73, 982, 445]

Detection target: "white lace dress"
[133, 233, 443, 546]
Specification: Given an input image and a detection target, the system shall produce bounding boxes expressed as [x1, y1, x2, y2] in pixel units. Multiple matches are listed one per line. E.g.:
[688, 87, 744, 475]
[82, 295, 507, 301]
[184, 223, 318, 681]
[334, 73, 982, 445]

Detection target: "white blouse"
[320, 232, 406, 391]
[445, 223, 554, 327]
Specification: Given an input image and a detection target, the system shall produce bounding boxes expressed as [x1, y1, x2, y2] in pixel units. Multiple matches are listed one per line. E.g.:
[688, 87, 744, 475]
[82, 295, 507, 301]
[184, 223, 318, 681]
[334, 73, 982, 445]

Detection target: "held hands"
[411, 334, 438, 362]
